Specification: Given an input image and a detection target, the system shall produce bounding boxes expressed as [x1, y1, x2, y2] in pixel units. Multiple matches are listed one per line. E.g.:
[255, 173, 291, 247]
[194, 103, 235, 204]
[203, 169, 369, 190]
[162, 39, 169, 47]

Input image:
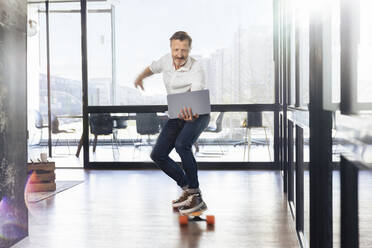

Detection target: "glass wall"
[295, 0, 310, 107]
[27, 3, 45, 148]
[358, 0, 372, 104]
[278, 0, 372, 246]
[87, 0, 275, 106]
[28, 0, 277, 167]
[87, 3, 113, 105]
[27, 2, 83, 167]
[323, 0, 341, 109]
[88, 111, 274, 163]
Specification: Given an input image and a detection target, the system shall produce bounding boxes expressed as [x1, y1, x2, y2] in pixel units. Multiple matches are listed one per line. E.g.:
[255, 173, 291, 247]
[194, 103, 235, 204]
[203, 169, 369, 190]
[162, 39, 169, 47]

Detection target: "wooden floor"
[13, 170, 299, 248]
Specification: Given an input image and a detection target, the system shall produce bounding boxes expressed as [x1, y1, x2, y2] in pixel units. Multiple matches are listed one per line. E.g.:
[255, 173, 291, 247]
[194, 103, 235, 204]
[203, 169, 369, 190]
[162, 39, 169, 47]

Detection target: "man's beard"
[175, 57, 186, 65]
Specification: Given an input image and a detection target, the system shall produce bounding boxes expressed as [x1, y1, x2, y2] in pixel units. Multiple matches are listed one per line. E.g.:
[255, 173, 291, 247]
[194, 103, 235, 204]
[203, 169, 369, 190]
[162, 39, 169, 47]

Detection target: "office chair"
[32, 110, 48, 145]
[234, 112, 271, 161]
[112, 116, 128, 146]
[195, 112, 225, 155]
[89, 113, 117, 155]
[134, 113, 160, 153]
[51, 113, 76, 155]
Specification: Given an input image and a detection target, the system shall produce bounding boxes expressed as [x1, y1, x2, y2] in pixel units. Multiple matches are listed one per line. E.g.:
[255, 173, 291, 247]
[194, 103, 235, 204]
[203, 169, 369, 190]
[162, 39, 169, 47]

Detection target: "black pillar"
[340, 156, 359, 248]
[309, 7, 333, 248]
[81, 0, 89, 168]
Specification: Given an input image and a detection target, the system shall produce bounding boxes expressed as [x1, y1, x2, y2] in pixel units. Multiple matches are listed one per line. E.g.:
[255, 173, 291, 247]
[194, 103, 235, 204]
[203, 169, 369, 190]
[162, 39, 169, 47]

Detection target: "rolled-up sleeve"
[149, 55, 166, 74]
[190, 65, 206, 91]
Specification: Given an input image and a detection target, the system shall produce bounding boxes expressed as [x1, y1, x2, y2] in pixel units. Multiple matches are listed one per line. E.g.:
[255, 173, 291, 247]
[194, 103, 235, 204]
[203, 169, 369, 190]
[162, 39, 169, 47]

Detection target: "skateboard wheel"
[179, 215, 188, 225]
[206, 215, 215, 225]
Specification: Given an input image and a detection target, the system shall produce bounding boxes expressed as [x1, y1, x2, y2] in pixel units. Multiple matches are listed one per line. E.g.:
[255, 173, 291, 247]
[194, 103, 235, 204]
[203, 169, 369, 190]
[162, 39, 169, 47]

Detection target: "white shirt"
[149, 53, 206, 95]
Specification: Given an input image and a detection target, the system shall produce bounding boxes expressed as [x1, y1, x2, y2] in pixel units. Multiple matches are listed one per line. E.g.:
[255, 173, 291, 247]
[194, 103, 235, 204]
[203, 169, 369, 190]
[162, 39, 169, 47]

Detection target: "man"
[134, 31, 210, 215]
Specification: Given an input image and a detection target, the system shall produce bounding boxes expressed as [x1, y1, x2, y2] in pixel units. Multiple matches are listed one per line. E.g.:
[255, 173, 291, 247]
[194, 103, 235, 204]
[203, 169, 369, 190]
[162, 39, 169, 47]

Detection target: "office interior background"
[0, 0, 371, 247]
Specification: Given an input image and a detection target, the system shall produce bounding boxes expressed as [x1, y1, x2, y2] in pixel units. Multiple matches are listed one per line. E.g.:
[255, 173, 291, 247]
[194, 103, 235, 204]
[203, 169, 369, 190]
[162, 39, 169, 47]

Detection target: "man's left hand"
[178, 107, 199, 122]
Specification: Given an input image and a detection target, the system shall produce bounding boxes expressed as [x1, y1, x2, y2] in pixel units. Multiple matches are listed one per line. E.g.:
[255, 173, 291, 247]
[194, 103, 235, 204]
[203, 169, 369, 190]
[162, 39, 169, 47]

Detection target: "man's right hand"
[134, 79, 145, 91]
[134, 67, 154, 91]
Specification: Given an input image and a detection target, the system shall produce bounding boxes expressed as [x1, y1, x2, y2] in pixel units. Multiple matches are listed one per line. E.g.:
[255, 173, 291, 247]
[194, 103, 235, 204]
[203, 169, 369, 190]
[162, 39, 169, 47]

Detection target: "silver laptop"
[167, 89, 211, 119]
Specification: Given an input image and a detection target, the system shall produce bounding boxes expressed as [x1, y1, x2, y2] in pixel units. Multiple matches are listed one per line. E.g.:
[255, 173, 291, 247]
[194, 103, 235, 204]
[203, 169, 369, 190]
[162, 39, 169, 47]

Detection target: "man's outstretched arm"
[134, 67, 153, 91]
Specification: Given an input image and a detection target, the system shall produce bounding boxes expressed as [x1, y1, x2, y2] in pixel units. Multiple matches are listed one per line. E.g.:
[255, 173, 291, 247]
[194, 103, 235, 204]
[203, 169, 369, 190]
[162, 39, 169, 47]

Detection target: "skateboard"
[178, 210, 215, 226]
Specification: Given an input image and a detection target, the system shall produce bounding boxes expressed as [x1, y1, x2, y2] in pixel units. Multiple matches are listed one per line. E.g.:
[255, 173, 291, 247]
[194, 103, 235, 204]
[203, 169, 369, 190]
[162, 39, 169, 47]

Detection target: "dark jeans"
[150, 114, 210, 189]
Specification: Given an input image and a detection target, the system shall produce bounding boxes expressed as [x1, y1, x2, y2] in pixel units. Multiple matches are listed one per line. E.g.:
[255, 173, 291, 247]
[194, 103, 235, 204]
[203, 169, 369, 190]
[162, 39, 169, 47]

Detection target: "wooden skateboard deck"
[178, 210, 215, 226]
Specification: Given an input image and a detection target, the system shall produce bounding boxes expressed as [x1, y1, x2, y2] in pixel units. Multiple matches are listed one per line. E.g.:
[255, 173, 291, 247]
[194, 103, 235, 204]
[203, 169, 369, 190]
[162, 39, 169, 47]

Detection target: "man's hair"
[170, 31, 192, 47]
